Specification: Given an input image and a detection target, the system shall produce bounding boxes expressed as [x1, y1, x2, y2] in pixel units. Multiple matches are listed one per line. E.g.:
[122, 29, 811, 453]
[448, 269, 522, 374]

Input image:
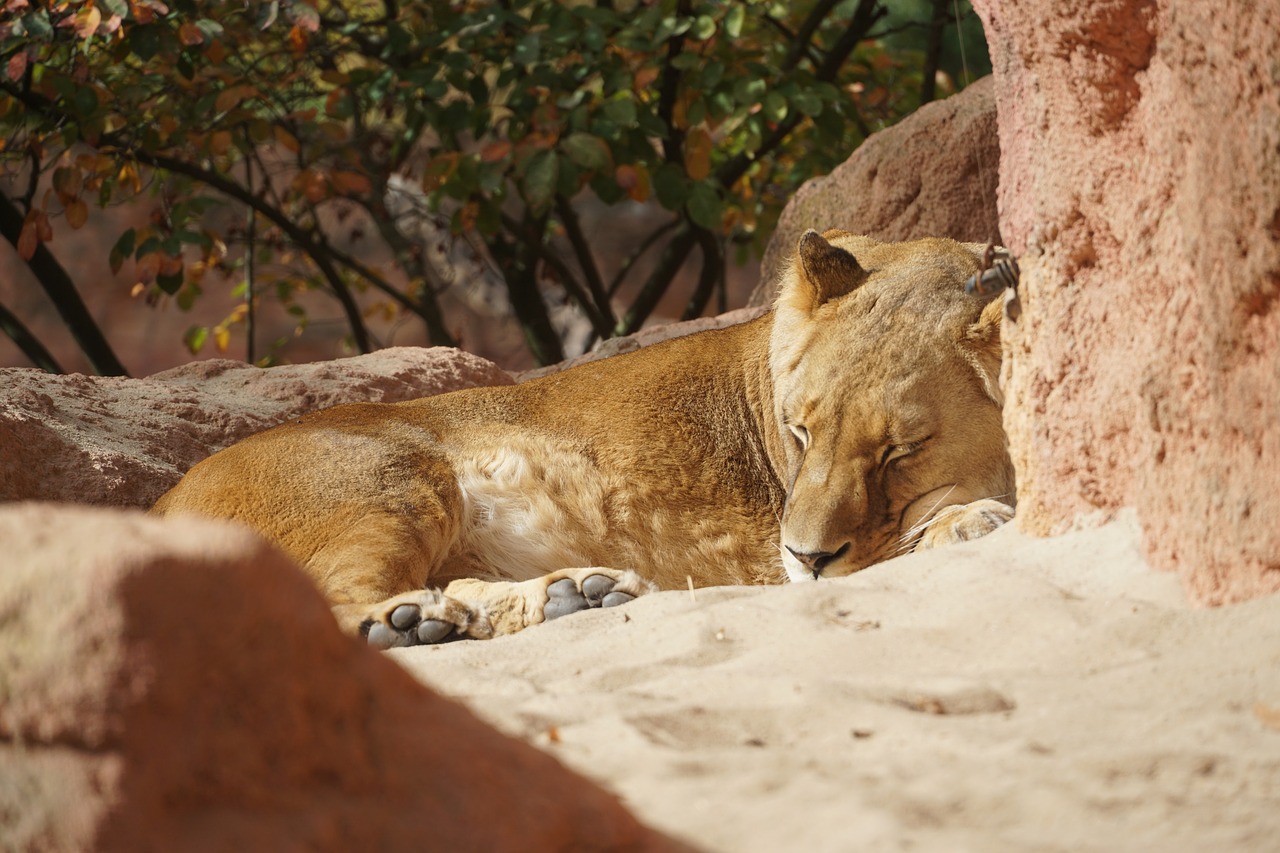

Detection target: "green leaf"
[129, 26, 160, 62]
[602, 95, 637, 126]
[109, 228, 136, 275]
[196, 19, 225, 40]
[686, 183, 722, 230]
[762, 91, 788, 122]
[561, 132, 611, 172]
[514, 33, 542, 66]
[792, 89, 823, 117]
[733, 77, 767, 106]
[19, 11, 53, 39]
[521, 149, 559, 212]
[157, 269, 184, 295]
[654, 163, 689, 211]
[100, 0, 130, 16]
[134, 235, 163, 259]
[183, 325, 209, 355]
[257, 0, 280, 30]
[724, 5, 745, 39]
[690, 15, 716, 40]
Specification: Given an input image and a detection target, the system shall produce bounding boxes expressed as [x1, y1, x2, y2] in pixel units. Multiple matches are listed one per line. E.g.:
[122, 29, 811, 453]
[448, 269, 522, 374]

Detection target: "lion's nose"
[785, 542, 850, 579]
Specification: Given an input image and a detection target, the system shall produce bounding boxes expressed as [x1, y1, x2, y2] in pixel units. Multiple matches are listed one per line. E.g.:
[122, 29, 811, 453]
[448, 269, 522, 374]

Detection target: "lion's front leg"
[348, 568, 656, 648]
[446, 568, 656, 636]
[915, 498, 1014, 550]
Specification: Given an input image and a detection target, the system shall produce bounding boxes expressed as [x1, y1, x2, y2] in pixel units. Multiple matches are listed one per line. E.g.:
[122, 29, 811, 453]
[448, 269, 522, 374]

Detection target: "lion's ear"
[964, 298, 1004, 404]
[787, 230, 866, 312]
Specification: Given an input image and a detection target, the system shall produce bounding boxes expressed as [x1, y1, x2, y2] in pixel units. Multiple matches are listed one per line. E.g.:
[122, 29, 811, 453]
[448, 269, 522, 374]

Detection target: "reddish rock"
[973, 0, 1280, 603]
[518, 306, 767, 381]
[0, 347, 512, 509]
[752, 77, 1002, 305]
[0, 503, 683, 853]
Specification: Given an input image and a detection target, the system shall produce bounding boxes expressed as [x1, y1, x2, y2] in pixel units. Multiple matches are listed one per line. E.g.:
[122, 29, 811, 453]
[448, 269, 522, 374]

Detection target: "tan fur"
[152, 232, 1015, 644]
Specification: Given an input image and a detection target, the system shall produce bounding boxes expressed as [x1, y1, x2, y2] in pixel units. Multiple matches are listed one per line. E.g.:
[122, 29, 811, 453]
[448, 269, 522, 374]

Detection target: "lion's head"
[769, 230, 1014, 582]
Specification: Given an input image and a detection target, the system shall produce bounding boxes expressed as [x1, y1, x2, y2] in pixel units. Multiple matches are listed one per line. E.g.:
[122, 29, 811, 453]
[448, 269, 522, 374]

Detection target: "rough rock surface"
[752, 76, 1002, 305]
[0, 503, 682, 853]
[518, 306, 767, 381]
[973, 0, 1280, 603]
[0, 347, 513, 509]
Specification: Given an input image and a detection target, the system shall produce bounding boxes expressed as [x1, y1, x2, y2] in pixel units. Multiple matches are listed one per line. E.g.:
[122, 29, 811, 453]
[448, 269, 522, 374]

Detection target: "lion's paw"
[360, 589, 493, 649]
[541, 569, 656, 622]
[916, 499, 1014, 550]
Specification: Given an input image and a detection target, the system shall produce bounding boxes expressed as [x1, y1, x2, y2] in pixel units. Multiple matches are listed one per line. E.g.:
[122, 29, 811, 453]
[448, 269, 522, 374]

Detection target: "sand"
[393, 514, 1280, 851]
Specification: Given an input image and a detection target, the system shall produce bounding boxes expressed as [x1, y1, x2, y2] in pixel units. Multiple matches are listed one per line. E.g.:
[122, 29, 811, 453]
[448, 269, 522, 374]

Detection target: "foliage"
[0, 0, 980, 371]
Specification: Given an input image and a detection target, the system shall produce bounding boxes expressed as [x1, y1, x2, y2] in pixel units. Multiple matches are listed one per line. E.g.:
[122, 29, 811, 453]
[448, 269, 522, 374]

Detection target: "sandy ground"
[393, 515, 1280, 852]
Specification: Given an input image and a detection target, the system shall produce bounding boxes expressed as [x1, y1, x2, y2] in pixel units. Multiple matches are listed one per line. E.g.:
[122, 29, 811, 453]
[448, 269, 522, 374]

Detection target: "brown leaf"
[178, 22, 205, 46]
[273, 125, 300, 153]
[616, 162, 651, 203]
[480, 140, 512, 163]
[16, 212, 38, 260]
[33, 208, 51, 242]
[288, 25, 308, 53]
[6, 51, 27, 82]
[215, 85, 257, 115]
[64, 198, 88, 229]
[683, 125, 712, 182]
[73, 6, 101, 39]
[202, 38, 226, 65]
[208, 130, 233, 156]
[329, 171, 371, 196]
[135, 252, 163, 284]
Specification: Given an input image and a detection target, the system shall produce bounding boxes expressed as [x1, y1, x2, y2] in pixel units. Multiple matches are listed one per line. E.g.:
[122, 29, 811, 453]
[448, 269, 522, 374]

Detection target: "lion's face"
[769, 231, 1014, 582]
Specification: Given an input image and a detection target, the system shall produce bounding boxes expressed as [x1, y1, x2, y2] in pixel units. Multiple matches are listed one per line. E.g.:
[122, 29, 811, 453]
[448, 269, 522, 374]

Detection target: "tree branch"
[656, 0, 692, 163]
[0, 190, 129, 376]
[554, 195, 615, 328]
[608, 218, 680, 297]
[496, 214, 564, 366]
[679, 225, 723, 321]
[616, 225, 696, 336]
[920, 0, 950, 104]
[506, 211, 611, 339]
[0, 299, 64, 373]
[780, 0, 843, 72]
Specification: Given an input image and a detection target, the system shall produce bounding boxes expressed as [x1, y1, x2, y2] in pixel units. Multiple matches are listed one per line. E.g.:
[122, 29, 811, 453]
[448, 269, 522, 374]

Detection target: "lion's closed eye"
[881, 438, 929, 467]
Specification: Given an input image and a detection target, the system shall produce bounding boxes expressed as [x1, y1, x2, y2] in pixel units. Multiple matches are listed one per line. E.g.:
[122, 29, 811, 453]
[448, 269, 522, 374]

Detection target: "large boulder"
[752, 76, 1002, 305]
[0, 503, 682, 852]
[0, 347, 513, 509]
[972, 0, 1280, 603]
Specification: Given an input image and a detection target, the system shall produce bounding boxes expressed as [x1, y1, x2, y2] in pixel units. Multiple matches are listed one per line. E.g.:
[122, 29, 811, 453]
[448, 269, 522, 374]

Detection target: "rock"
[972, 0, 1280, 603]
[518, 306, 766, 381]
[0, 503, 683, 853]
[0, 347, 513, 509]
[752, 77, 1002, 305]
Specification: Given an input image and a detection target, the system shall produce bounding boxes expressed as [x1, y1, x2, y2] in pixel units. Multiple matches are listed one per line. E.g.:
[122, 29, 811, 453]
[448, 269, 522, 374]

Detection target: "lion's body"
[152, 232, 1015, 646]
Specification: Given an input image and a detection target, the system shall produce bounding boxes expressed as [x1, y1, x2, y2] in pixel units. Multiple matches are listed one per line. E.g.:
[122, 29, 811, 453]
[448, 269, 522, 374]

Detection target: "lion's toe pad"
[542, 571, 643, 622]
[360, 590, 490, 649]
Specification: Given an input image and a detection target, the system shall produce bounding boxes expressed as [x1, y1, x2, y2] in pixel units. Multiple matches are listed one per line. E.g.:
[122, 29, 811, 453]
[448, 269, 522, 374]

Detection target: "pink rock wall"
[973, 0, 1280, 603]
[0, 503, 682, 852]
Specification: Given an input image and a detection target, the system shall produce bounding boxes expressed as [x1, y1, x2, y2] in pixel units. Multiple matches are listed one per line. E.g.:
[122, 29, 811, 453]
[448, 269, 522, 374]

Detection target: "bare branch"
[554, 195, 616, 328]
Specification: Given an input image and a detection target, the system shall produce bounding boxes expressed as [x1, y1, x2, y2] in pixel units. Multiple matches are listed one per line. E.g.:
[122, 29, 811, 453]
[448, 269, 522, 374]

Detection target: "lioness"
[153, 231, 1015, 648]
